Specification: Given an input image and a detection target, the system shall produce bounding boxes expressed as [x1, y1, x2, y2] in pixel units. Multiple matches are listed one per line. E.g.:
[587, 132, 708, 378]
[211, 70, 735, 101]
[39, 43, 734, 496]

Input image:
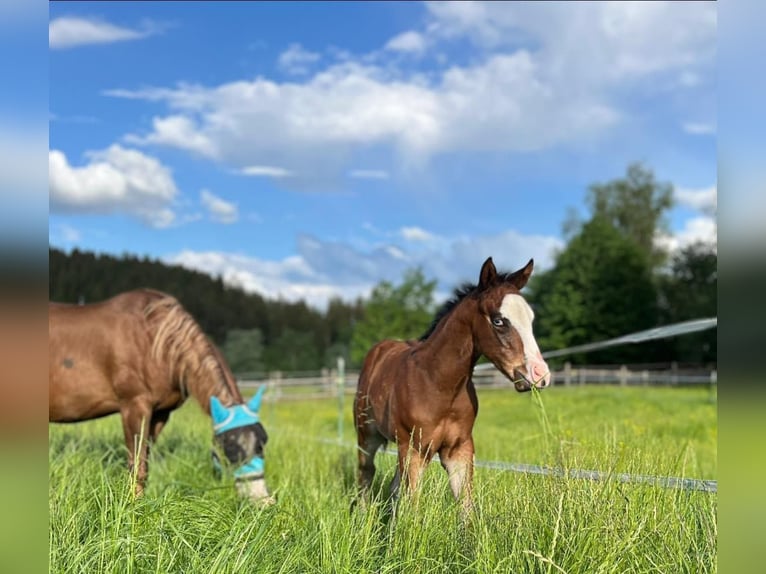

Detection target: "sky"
[48, 1, 717, 309]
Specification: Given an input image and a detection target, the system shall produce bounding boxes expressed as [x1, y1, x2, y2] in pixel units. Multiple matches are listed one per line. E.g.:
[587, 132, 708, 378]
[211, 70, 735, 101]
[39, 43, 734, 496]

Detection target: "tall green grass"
[50, 386, 716, 573]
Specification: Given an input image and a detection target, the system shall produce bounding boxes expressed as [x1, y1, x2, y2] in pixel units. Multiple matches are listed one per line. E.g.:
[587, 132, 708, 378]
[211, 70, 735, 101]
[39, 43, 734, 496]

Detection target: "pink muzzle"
[527, 352, 551, 388]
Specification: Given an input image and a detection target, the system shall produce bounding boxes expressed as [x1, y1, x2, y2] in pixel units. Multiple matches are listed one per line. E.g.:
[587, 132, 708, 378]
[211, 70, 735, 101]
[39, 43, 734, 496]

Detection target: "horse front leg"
[150, 409, 171, 443]
[120, 399, 153, 496]
[397, 441, 430, 507]
[440, 438, 475, 516]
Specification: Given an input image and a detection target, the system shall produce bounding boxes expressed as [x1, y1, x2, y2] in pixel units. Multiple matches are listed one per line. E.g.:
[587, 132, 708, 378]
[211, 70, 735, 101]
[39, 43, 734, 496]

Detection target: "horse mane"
[143, 293, 242, 411]
[418, 267, 528, 341]
[419, 282, 477, 341]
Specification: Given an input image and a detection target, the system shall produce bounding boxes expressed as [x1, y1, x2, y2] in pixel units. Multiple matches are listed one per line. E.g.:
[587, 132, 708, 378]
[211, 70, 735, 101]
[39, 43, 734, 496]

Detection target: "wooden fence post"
[564, 362, 571, 386]
[270, 371, 282, 400]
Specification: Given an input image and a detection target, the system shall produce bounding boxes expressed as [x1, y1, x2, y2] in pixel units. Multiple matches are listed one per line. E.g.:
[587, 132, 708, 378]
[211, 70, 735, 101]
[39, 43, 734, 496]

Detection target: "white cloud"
[682, 122, 716, 135]
[166, 249, 366, 311]
[125, 115, 217, 157]
[49, 16, 160, 50]
[200, 189, 238, 224]
[385, 31, 426, 54]
[240, 165, 293, 178]
[400, 226, 435, 242]
[349, 169, 389, 180]
[277, 43, 321, 75]
[675, 185, 717, 214]
[424, 1, 716, 78]
[49, 223, 81, 246]
[165, 225, 562, 309]
[657, 216, 717, 254]
[104, 3, 714, 189]
[107, 53, 617, 183]
[49, 145, 179, 228]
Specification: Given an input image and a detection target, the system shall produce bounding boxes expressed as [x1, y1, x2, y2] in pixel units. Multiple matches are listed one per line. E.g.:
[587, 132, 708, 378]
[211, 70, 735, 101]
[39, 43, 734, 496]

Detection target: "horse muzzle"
[235, 475, 276, 506]
[512, 360, 552, 392]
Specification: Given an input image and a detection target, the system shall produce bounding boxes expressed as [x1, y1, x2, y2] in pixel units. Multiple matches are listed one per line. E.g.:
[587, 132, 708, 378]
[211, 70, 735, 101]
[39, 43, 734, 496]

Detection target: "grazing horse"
[49, 288, 272, 503]
[354, 257, 551, 512]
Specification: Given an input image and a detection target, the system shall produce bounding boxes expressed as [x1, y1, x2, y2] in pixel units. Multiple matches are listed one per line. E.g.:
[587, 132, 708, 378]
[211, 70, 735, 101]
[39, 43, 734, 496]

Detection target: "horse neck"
[182, 354, 243, 413]
[417, 299, 479, 390]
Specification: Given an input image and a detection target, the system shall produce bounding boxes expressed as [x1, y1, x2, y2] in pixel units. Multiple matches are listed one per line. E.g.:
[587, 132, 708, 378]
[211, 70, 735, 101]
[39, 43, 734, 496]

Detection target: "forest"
[49, 164, 716, 373]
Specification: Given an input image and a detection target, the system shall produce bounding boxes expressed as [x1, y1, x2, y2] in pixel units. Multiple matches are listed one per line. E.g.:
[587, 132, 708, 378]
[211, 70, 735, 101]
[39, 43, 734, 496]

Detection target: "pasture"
[49, 385, 717, 573]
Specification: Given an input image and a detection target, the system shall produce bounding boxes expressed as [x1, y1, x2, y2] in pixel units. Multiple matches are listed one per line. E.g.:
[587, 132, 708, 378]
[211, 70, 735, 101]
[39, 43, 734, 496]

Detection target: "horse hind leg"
[356, 427, 386, 498]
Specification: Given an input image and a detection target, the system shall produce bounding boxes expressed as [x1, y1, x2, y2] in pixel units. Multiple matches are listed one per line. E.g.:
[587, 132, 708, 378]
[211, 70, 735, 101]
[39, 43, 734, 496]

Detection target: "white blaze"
[498, 294, 541, 360]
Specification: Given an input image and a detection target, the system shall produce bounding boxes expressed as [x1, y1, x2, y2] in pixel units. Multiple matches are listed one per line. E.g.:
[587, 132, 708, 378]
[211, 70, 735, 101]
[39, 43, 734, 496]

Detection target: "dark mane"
[419, 282, 477, 341]
[418, 267, 528, 341]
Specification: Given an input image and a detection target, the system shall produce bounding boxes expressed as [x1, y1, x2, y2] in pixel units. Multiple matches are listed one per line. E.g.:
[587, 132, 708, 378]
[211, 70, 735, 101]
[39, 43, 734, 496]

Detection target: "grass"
[49, 385, 717, 573]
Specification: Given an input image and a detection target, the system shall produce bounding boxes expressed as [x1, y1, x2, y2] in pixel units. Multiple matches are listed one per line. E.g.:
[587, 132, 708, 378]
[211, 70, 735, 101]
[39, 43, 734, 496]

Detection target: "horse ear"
[478, 257, 497, 289]
[509, 258, 534, 290]
[210, 396, 229, 424]
[247, 384, 266, 413]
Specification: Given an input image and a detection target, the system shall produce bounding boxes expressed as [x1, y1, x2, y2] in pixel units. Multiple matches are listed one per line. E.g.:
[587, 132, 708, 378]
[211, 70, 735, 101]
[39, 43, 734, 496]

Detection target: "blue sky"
[48, 1, 717, 308]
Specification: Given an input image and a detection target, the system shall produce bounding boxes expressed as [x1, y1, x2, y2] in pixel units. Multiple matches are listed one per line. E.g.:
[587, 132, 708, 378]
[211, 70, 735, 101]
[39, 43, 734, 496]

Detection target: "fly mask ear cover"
[210, 388, 268, 480]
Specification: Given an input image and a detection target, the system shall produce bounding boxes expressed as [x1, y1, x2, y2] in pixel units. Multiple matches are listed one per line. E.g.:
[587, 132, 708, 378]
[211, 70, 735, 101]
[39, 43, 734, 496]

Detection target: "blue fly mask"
[210, 385, 272, 502]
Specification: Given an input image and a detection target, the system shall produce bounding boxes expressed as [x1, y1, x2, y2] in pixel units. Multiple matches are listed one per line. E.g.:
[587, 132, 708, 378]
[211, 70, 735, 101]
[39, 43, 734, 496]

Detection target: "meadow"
[49, 385, 717, 573]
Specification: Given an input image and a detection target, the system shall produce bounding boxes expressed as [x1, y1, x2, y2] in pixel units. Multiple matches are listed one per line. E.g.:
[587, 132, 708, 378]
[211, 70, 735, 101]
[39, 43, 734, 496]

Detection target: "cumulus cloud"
[424, 1, 716, 78]
[200, 189, 238, 224]
[124, 115, 216, 157]
[657, 216, 717, 254]
[103, 2, 714, 189]
[385, 31, 426, 54]
[49, 145, 178, 228]
[675, 185, 717, 215]
[49, 223, 81, 246]
[240, 165, 293, 178]
[108, 53, 617, 182]
[166, 225, 562, 309]
[277, 43, 321, 75]
[656, 183, 717, 253]
[166, 249, 364, 311]
[49, 16, 162, 49]
[400, 226, 436, 242]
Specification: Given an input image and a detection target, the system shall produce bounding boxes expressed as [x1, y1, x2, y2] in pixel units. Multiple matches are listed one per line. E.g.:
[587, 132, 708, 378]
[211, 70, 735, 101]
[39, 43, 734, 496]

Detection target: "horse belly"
[49, 358, 120, 422]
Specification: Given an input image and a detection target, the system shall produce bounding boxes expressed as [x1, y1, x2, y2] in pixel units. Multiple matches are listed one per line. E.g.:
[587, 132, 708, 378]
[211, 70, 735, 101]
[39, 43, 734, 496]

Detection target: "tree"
[529, 216, 660, 365]
[262, 328, 322, 372]
[658, 242, 717, 364]
[222, 328, 265, 375]
[577, 163, 674, 268]
[349, 268, 437, 366]
[49, 247, 366, 371]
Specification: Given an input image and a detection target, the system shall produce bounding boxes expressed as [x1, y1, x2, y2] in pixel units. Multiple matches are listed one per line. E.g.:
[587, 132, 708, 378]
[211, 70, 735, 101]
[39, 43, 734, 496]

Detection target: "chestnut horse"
[354, 257, 551, 512]
[49, 288, 272, 502]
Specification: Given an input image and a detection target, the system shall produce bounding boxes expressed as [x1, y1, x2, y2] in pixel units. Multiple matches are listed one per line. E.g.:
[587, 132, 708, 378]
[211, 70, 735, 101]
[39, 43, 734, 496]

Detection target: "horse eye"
[492, 316, 505, 327]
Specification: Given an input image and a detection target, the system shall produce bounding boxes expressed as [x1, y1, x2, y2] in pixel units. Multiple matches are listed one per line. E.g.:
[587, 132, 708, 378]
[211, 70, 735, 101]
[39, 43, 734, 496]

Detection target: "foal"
[353, 257, 551, 512]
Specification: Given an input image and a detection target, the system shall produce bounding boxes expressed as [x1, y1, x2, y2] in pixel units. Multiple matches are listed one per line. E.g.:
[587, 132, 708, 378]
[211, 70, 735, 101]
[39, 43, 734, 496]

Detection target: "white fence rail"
[238, 363, 717, 400]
